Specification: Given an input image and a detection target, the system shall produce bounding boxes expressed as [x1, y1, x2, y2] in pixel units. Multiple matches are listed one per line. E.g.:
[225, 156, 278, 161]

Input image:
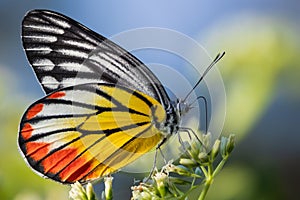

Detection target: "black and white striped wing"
[22, 9, 170, 108]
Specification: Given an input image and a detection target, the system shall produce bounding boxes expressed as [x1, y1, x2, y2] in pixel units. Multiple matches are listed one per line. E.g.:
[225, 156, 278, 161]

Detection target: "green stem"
[198, 164, 213, 200]
[212, 155, 228, 177]
[198, 177, 212, 200]
[200, 166, 208, 177]
[198, 155, 230, 200]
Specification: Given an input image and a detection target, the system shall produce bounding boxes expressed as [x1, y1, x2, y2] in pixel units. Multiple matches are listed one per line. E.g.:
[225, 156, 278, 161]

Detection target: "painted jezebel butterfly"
[18, 9, 224, 184]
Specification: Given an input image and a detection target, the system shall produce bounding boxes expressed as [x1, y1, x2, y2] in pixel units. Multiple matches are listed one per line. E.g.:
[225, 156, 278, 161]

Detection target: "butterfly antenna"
[183, 52, 225, 102]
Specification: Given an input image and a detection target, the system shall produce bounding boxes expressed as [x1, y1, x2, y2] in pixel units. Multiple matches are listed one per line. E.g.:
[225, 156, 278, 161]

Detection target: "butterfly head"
[176, 99, 192, 117]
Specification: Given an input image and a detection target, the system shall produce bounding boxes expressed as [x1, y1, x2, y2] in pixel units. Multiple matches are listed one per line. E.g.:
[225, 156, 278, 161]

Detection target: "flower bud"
[104, 176, 113, 200]
[210, 139, 221, 160]
[86, 183, 96, 200]
[220, 134, 235, 158]
[226, 134, 235, 155]
[179, 158, 197, 168]
[69, 182, 87, 200]
[153, 172, 168, 197]
[131, 185, 153, 200]
[201, 132, 212, 149]
[194, 167, 203, 177]
[167, 164, 193, 177]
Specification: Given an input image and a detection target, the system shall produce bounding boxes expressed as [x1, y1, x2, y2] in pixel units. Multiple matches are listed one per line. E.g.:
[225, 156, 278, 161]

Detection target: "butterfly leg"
[143, 137, 168, 182]
[177, 129, 191, 154]
[178, 127, 207, 152]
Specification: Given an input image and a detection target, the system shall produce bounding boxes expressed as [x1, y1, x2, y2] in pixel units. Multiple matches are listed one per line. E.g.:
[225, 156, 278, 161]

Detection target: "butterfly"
[18, 9, 224, 184]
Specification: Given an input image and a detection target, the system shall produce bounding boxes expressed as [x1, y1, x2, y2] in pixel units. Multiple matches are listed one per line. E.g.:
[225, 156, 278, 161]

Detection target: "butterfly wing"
[18, 83, 165, 184]
[22, 9, 170, 108]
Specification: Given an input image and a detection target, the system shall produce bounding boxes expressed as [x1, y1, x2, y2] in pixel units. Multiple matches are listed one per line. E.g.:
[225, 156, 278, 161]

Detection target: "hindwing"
[18, 83, 166, 183]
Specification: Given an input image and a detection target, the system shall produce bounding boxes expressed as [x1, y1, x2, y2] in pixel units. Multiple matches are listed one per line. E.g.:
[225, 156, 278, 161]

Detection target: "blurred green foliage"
[0, 71, 69, 200]
[198, 13, 300, 200]
[202, 13, 300, 139]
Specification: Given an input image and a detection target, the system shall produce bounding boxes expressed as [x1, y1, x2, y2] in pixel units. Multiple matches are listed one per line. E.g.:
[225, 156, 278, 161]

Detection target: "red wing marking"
[59, 156, 94, 182]
[21, 123, 33, 140]
[42, 148, 79, 174]
[26, 103, 43, 120]
[25, 142, 50, 161]
[47, 91, 66, 99]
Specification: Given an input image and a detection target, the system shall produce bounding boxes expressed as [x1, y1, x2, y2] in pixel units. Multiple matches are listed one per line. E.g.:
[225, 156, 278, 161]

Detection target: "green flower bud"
[200, 132, 212, 149]
[179, 158, 197, 168]
[189, 141, 201, 155]
[220, 136, 228, 158]
[131, 185, 153, 200]
[198, 152, 207, 160]
[220, 134, 235, 158]
[226, 134, 235, 155]
[104, 176, 113, 200]
[86, 183, 96, 200]
[198, 152, 210, 164]
[194, 167, 203, 177]
[69, 182, 88, 200]
[167, 164, 192, 177]
[210, 139, 221, 160]
[153, 172, 168, 197]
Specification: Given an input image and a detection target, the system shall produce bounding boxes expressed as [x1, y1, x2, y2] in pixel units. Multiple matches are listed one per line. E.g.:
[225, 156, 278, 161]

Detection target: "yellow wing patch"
[19, 83, 166, 183]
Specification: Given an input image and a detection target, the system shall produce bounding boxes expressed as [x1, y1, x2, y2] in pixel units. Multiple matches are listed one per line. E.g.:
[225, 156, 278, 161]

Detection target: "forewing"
[22, 10, 170, 107]
[18, 83, 165, 184]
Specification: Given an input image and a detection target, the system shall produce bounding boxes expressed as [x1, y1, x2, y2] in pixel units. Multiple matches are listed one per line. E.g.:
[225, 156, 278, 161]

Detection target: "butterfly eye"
[176, 101, 188, 116]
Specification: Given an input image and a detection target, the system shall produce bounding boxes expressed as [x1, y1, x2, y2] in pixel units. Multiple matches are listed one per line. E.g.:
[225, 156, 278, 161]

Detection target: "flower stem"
[213, 155, 229, 177]
[198, 177, 212, 200]
[198, 164, 213, 200]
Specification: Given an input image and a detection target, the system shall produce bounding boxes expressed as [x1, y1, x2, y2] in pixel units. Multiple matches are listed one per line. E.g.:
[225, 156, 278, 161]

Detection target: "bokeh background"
[0, 0, 299, 199]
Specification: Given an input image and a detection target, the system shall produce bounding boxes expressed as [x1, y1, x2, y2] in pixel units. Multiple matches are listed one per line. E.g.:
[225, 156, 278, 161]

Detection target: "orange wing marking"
[48, 91, 66, 99]
[21, 123, 33, 140]
[26, 103, 43, 120]
[25, 142, 50, 161]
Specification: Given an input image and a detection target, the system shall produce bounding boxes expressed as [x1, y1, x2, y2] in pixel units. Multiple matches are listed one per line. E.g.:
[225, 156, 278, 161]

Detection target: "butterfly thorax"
[160, 99, 192, 135]
[157, 102, 181, 138]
